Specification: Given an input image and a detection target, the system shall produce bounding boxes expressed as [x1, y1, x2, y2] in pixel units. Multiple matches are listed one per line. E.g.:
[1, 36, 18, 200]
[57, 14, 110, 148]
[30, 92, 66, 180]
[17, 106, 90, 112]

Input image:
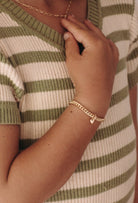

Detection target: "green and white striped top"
[0, 0, 138, 202]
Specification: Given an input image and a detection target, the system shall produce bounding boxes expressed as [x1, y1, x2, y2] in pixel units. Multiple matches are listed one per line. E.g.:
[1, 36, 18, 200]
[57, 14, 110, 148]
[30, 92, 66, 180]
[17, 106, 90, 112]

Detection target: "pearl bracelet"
[69, 100, 105, 124]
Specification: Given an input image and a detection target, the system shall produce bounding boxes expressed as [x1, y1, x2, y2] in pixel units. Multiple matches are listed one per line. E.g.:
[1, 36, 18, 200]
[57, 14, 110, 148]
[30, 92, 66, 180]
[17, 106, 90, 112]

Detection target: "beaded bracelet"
[69, 100, 105, 124]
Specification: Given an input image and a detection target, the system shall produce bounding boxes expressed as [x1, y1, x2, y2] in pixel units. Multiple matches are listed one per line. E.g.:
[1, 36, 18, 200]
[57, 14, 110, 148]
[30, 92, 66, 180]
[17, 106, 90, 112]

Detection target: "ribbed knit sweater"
[0, 0, 138, 202]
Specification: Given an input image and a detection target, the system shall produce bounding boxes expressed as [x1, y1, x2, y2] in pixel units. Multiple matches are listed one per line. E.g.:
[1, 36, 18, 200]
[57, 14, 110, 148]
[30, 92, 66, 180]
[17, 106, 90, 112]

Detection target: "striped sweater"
[0, 0, 138, 202]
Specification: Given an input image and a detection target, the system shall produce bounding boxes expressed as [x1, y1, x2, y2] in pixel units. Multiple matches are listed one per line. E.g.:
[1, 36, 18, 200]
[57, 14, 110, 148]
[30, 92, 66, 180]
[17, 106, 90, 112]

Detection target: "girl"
[0, 0, 137, 202]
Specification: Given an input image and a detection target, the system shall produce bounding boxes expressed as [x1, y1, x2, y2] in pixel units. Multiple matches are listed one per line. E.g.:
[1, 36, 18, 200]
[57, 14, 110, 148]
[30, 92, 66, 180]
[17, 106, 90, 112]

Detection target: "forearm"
[2, 104, 100, 203]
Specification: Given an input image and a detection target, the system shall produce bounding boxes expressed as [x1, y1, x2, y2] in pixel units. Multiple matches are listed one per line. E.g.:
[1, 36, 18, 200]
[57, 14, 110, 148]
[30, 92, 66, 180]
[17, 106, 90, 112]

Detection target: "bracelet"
[69, 100, 105, 124]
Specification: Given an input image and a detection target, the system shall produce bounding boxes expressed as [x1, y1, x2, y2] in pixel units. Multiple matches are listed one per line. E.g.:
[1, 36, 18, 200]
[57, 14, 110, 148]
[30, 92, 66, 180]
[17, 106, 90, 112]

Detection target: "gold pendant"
[90, 116, 96, 124]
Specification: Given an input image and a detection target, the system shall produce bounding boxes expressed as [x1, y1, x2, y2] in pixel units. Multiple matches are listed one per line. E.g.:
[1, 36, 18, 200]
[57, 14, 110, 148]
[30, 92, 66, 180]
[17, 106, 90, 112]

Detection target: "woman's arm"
[129, 86, 138, 203]
[0, 105, 101, 203]
[0, 16, 118, 203]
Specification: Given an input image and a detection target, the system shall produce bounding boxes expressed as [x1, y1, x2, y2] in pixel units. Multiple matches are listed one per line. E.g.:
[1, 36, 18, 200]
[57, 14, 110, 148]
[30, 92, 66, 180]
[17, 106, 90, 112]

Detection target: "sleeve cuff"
[0, 101, 21, 124]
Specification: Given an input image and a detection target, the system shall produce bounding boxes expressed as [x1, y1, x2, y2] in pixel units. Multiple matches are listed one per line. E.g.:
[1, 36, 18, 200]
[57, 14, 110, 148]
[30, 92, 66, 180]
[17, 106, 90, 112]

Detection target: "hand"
[61, 16, 119, 117]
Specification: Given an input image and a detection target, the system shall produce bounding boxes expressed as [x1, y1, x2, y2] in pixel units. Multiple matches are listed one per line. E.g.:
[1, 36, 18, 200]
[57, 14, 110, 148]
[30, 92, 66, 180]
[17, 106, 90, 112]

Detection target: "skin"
[0, 0, 137, 202]
[12, 0, 87, 34]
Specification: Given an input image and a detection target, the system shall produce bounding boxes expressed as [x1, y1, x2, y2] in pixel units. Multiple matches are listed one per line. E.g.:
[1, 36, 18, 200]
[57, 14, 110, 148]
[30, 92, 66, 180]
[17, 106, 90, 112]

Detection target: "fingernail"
[64, 33, 70, 40]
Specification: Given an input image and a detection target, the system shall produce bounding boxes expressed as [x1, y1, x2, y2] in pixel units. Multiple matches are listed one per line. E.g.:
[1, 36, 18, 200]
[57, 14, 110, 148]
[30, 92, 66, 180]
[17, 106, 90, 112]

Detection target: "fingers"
[64, 32, 80, 61]
[84, 18, 119, 61]
[61, 17, 94, 48]
[68, 15, 89, 31]
[61, 15, 119, 64]
[84, 19, 107, 43]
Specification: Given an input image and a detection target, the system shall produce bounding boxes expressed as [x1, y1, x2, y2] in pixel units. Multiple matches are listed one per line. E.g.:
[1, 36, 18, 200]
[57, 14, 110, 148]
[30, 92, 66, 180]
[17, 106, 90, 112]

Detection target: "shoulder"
[0, 1, 19, 28]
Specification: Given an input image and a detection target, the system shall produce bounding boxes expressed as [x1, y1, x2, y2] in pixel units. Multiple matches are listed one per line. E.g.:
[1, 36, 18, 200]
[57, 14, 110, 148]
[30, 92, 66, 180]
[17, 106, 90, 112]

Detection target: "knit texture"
[0, 0, 138, 202]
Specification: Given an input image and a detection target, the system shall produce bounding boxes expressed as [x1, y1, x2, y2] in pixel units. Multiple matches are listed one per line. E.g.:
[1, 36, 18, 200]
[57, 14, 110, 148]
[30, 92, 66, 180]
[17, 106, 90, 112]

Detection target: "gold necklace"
[14, 0, 72, 18]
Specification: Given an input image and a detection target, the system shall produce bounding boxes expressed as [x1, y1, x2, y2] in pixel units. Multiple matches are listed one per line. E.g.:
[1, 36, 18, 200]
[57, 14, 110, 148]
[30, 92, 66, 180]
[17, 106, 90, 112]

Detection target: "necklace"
[14, 0, 72, 18]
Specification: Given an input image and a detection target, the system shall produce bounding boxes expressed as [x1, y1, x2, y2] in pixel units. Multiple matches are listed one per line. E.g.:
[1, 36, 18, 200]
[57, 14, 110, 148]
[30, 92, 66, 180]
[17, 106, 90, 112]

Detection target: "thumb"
[64, 32, 80, 61]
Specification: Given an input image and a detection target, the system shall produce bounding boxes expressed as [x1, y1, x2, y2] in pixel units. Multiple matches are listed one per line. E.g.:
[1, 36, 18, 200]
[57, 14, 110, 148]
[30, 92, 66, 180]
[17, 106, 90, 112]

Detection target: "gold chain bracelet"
[69, 100, 105, 124]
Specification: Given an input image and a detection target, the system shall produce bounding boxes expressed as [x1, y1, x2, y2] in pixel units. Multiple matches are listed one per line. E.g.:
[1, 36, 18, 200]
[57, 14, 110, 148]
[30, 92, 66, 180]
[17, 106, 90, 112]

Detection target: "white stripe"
[60, 150, 136, 190]
[127, 57, 138, 74]
[100, 96, 131, 127]
[0, 62, 24, 90]
[1, 36, 59, 56]
[100, 0, 133, 7]
[45, 171, 136, 203]
[17, 61, 68, 82]
[20, 89, 74, 111]
[0, 12, 19, 27]
[116, 40, 130, 60]
[128, 191, 135, 203]
[20, 120, 56, 139]
[0, 84, 15, 102]
[82, 124, 135, 161]
[102, 14, 131, 36]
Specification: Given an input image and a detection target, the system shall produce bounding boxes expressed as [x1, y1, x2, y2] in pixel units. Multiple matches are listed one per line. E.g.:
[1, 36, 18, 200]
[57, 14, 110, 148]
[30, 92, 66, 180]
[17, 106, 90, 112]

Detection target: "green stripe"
[23, 84, 129, 117]
[24, 74, 128, 99]
[133, 36, 138, 44]
[0, 74, 24, 99]
[107, 30, 129, 43]
[102, 4, 133, 18]
[25, 78, 74, 93]
[128, 68, 138, 89]
[114, 184, 135, 203]
[93, 114, 132, 142]
[116, 57, 126, 74]
[76, 139, 136, 172]
[21, 83, 131, 119]
[0, 26, 32, 38]
[8, 51, 65, 67]
[20, 114, 132, 150]
[0, 101, 21, 124]
[46, 163, 136, 201]
[127, 47, 138, 61]
[110, 86, 128, 107]
[1, 27, 129, 43]
[7, 43, 127, 68]
[8, 48, 126, 69]
[88, 0, 102, 29]
[21, 107, 66, 123]
[0, 52, 10, 65]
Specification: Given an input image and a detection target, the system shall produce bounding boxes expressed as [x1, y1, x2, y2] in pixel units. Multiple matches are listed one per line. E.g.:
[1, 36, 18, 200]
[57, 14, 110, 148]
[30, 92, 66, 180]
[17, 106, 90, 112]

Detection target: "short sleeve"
[0, 52, 24, 124]
[126, 2, 138, 89]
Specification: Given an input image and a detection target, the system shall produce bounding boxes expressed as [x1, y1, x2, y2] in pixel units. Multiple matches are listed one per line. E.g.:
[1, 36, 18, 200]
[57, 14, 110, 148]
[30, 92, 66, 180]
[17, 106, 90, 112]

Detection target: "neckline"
[0, 0, 102, 51]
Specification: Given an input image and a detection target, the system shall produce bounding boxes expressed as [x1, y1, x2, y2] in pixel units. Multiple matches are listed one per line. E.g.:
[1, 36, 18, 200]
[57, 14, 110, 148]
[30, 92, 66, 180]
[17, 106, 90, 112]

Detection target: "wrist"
[74, 94, 109, 118]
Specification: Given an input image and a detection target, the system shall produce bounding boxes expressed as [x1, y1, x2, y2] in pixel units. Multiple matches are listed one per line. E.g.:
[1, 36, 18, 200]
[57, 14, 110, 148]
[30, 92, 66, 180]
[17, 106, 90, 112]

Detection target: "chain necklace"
[14, 0, 72, 18]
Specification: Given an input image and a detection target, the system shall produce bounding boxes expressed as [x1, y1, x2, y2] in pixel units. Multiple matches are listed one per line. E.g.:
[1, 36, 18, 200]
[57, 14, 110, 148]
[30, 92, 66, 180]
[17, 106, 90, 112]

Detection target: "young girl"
[0, 0, 137, 202]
